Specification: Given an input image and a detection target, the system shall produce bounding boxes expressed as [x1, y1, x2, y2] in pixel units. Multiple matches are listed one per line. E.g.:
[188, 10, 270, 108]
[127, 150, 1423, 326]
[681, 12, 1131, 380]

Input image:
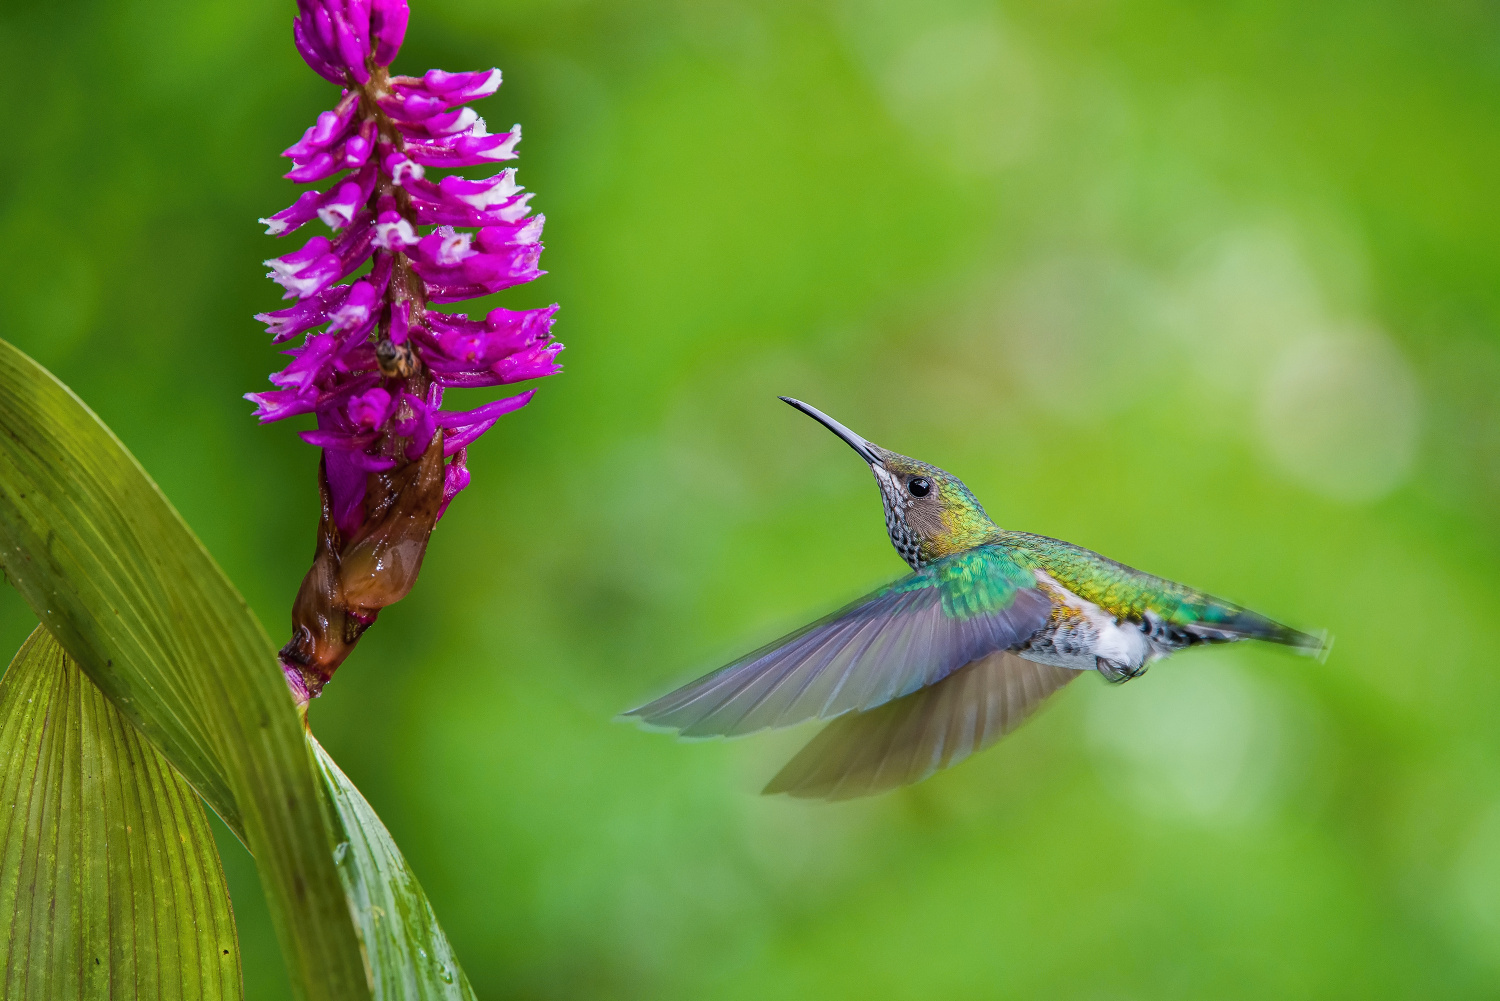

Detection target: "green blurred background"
[4, 0, 1500, 996]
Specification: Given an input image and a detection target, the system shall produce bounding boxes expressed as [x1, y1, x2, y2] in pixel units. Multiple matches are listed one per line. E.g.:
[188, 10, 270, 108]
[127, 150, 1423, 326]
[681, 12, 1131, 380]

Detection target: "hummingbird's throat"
[872, 466, 925, 569]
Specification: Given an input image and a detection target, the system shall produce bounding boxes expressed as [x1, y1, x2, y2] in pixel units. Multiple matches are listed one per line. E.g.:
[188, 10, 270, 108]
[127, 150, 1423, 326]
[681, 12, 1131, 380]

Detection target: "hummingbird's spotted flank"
[626, 398, 1327, 800]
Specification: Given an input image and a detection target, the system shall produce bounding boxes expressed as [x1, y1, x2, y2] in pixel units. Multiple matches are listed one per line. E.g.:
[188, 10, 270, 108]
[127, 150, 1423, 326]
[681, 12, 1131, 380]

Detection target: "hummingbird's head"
[780, 397, 1000, 569]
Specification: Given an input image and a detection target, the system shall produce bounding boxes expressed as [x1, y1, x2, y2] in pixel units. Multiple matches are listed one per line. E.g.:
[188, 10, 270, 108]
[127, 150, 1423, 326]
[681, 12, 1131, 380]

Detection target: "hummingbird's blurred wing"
[624, 547, 1052, 738]
[762, 652, 1080, 799]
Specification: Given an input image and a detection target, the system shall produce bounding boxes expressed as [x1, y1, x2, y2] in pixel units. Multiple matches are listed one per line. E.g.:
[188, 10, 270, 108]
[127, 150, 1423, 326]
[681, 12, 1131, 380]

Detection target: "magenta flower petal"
[404, 125, 521, 168]
[284, 96, 360, 159]
[269, 333, 338, 389]
[347, 386, 395, 428]
[300, 427, 379, 450]
[319, 179, 367, 230]
[344, 120, 377, 167]
[256, 283, 355, 342]
[427, 371, 503, 388]
[397, 107, 480, 139]
[373, 211, 418, 250]
[327, 279, 378, 332]
[422, 69, 503, 102]
[493, 342, 564, 383]
[487, 302, 558, 337]
[371, 0, 408, 64]
[441, 419, 497, 456]
[285, 152, 342, 184]
[389, 299, 411, 344]
[436, 447, 471, 520]
[431, 390, 535, 429]
[293, 17, 345, 82]
[246, 387, 319, 422]
[266, 237, 345, 299]
[259, 191, 324, 237]
[439, 172, 522, 209]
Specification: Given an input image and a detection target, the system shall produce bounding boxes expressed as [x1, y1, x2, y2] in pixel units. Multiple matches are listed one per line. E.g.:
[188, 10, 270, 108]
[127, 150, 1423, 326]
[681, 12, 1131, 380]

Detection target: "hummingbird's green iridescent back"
[999, 531, 1317, 648]
[626, 398, 1326, 801]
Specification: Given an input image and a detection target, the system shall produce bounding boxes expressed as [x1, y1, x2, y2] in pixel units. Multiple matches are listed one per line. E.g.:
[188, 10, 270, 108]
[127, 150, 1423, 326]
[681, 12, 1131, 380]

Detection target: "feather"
[763, 652, 1080, 799]
[624, 548, 1052, 738]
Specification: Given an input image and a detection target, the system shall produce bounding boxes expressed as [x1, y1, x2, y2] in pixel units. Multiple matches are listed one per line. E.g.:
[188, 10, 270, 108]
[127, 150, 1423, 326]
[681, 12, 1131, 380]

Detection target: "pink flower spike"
[256, 0, 563, 699]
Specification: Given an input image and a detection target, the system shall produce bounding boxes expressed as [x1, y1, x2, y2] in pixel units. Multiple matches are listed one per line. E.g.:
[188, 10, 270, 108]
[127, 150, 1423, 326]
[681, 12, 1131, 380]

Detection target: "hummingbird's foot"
[1097, 658, 1147, 684]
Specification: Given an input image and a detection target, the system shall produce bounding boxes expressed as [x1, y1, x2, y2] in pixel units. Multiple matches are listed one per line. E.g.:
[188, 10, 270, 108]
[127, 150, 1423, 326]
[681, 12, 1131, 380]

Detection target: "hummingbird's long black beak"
[779, 397, 882, 466]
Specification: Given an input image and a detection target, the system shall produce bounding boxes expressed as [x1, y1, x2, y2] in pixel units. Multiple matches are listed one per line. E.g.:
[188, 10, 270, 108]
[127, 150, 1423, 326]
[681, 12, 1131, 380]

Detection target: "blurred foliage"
[0, 627, 241, 999]
[3, 0, 1500, 997]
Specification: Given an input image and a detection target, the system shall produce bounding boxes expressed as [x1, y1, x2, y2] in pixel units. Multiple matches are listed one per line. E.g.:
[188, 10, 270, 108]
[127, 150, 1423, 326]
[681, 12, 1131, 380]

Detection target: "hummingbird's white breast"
[1016, 570, 1154, 680]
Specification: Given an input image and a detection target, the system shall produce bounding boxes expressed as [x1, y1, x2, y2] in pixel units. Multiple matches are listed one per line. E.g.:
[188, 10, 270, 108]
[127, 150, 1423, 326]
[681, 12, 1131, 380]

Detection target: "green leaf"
[0, 626, 242, 999]
[0, 338, 370, 1001]
[312, 737, 476, 1001]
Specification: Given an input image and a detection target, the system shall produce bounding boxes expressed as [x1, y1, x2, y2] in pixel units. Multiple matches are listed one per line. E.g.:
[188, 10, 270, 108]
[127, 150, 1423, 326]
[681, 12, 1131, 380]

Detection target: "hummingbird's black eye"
[908, 476, 932, 497]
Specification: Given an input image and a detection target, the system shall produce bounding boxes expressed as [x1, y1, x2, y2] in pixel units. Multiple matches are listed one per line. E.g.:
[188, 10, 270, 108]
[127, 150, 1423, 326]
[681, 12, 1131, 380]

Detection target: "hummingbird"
[626, 397, 1327, 800]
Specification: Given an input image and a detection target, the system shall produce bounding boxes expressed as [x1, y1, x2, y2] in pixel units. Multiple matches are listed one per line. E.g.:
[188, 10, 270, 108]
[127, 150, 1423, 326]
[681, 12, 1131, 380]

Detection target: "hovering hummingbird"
[626, 398, 1326, 800]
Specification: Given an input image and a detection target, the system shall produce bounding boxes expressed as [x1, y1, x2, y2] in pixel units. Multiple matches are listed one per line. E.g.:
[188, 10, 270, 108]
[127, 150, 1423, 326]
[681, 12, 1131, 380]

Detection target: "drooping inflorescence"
[250, 0, 561, 703]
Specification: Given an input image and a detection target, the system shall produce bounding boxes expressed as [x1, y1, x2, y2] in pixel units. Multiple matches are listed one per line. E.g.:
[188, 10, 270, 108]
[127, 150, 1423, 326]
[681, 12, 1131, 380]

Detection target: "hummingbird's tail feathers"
[1183, 613, 1328, 657]
[1311, 630, 1334, 663]
[763, 653, 1080, 800]
[622, 556, 1051, 739]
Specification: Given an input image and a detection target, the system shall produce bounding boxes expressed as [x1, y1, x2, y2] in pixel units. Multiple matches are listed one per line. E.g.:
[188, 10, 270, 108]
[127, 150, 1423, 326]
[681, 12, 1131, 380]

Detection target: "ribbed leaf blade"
[0, 339, 370, 1001]
[311, 737, 475, 1001]
[0, 626, 242, 999]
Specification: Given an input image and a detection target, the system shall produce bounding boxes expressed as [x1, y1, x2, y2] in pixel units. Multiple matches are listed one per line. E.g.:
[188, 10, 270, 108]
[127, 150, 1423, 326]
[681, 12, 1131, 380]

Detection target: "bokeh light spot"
[1257, 329, 1420, 503]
